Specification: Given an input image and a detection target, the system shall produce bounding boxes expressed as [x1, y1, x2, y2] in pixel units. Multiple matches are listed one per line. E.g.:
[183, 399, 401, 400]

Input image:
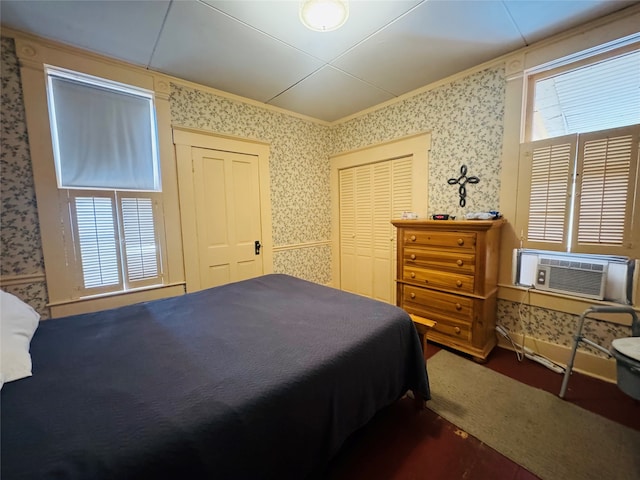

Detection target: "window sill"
[47, 282, 186, 318]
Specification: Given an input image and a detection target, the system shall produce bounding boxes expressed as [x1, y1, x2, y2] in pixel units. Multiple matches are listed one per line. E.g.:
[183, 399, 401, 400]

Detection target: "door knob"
[255, 240, 262, 255]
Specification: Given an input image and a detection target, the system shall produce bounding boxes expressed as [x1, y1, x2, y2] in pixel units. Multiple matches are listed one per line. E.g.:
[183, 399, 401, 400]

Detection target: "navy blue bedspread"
[1, 274, 429, 480]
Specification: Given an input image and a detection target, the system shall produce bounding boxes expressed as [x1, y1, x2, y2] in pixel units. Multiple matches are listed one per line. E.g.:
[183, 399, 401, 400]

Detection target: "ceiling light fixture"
[300, 0, 349, 32]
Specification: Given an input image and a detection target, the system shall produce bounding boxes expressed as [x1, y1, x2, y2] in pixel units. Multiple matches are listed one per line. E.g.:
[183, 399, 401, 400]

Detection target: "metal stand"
[559, 305, 638, 399]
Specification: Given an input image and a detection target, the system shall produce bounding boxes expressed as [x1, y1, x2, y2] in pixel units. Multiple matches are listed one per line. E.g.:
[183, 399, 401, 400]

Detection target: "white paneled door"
[191, 147, 263, 289]
[339, 157, 413, 303]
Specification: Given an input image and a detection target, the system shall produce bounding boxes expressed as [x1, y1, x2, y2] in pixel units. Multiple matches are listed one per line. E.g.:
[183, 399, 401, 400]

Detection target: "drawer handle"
[454, 327, 461, 334]
[457, 238, 464, 246]
[410, 254, 416, 260]
[424, 279, 429, 284]
[456, 259, 463, 266]
[455, 303, 462, 310]
[456, 280, 463, 287]
[410, 272, 416, 278]
[410, 235, 417, 242]
[410, 292, 416, 299]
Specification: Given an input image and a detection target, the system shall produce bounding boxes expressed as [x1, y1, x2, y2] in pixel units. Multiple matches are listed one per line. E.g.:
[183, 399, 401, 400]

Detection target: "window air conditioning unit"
[535, 255, 608, 300]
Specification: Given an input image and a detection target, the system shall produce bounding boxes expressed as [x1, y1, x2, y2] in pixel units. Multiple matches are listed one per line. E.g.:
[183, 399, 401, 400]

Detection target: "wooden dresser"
[392, 219, 504, 361]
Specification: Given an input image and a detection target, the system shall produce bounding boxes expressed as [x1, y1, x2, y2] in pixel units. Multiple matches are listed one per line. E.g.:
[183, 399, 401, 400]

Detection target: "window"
[520, 125, 639, 255]
[529, 49, 640, 141]
[46, 67, 165, 296]
[518, 41, 640, 257]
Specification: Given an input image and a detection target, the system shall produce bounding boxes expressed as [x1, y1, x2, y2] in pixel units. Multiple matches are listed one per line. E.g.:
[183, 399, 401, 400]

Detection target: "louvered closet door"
[390, 157, 413, 288]
[372, 162, 391, 301]
[355, 166, 374, 297]
[339, 168, 356, 294]
[339, 157, 413, 303]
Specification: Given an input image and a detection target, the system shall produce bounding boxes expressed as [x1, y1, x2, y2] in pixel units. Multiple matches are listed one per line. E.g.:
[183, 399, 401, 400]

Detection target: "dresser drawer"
[403, 299, 472, 343]
[431, 319, 472, 343]
[403, 230, 476, 250]
[404, 247, 476, 275]
[402, 266, 474, 294]
[403, 285, 473, 322]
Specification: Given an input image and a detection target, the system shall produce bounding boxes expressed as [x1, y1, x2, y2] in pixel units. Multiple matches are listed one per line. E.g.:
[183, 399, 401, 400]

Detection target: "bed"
[1, 274, 430, 479]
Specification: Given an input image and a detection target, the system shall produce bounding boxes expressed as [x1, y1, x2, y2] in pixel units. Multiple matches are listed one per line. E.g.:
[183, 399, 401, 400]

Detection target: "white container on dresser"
[392, 219, 504, 362]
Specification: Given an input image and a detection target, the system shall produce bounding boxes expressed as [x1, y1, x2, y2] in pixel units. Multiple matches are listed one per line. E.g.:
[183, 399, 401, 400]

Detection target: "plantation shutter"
[71, 193, 122, 294]
[523, 134, 576, 251]
[120, 195, 162, 285]
[69, 191, 163, 295]
[519, 125, 639, 254]
[572, 125, 639, 254]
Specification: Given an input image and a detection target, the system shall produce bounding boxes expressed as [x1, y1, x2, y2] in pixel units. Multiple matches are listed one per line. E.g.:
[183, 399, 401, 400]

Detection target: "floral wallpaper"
[273, 245, 332, 286]
[0, 37, 49, 318]
[331, 66, 506, 217]
[497, 299, 633, 358]
[0, 34, 628, 358]
[170, 84, 332, 247]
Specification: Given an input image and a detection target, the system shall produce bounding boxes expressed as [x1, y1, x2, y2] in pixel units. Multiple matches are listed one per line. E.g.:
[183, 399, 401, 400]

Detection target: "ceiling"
[1, 0, 638, 123]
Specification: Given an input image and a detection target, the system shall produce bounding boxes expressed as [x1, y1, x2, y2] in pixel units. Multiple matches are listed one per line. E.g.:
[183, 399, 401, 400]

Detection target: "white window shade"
[48, 74, 159, 191]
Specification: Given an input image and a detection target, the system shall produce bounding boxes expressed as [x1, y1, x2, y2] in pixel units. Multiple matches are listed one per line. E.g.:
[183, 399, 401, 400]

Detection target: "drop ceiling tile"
[503, 0, 639, 45]
[1, 0, 636, 122]
[202, 0, 422, 62]
[332, 0, 524, 96]
[0, 0, 169, 66]
[151, 0, 325, 103]
[268, 65, 395, 122]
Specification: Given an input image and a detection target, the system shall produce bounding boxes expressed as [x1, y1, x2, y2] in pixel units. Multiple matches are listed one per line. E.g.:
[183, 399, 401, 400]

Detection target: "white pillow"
[1, 290, 40, 386]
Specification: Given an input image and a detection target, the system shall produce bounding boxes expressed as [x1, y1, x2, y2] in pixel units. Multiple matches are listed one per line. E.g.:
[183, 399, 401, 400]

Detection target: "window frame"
[44, 68, 167, 297]
[515, 38, 640, 259]
[45, 66, 162, 192]
[496, 10, 640, 311]
[15, 36, 184, 316]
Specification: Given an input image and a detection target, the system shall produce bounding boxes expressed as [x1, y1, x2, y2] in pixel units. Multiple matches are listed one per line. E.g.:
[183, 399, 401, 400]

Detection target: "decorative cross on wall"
[448, 165, 479, 208]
